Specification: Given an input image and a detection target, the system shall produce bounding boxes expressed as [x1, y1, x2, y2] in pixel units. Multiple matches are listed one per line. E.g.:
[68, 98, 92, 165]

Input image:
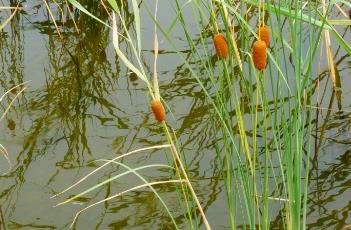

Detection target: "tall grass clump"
[50, 0, 351, 229]
[153, 0, 340, 229]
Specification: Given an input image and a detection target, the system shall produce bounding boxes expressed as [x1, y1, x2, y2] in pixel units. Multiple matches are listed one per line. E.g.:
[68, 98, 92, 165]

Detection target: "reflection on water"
[0, 1, 350, 229]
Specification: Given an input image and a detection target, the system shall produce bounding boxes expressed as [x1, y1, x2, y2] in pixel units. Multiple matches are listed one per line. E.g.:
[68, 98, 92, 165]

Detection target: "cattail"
[252, 40, 267, 71]
[213, 34, 228, 59]
[349, 9, 351, 19]
[151, 100, 166, 122]
[258, 26, 270, 47]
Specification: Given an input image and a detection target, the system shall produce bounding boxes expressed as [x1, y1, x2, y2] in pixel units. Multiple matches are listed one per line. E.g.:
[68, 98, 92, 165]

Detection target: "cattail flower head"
[258, 26, 270, 47]
[213, 33, 228, 59]
[252, 40, 267, 71]
[151, 100, 166, 122]
[349, 9, 351, 19]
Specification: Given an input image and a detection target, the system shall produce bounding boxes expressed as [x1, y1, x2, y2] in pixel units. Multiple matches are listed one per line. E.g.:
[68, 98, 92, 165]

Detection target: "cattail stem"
[162, 122, 211, 230]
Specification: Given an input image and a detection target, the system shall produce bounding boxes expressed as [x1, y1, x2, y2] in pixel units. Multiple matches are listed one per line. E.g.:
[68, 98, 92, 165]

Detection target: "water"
[0, 1, 350, 229]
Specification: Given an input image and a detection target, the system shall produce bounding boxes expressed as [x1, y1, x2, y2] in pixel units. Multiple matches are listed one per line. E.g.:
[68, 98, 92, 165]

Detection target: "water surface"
[0, 1, 350, 229]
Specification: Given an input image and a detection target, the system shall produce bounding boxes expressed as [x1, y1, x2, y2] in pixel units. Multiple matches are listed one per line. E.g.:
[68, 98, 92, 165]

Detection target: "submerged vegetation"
[1, 0, 351, 229]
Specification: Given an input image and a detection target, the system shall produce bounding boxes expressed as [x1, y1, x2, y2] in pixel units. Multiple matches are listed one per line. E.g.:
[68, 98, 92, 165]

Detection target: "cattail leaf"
[327, 19, 351, 25]
[112, 13, 148, 84]
[317, 11, 351, 55]
[105, 0, 118, 12]
[55, 164, 172, 207]
[165, 1, 192, 35]
[240, 0, 332, 30]
[68, 0, 111, 28]
[69, 179, 184, 228]
[96, 160, 179, 229]
[339, 0, 351, 7]
[330, 25, 351, 55]
[51, 144, 170, 198]
[132, 0, 141, 57]
[153, 0, 160, 100]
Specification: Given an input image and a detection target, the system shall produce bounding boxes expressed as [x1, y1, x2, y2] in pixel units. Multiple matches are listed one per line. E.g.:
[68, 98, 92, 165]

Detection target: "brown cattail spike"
[151, 100, 166, 122]
[258, 26, 270, 47]
[213, 34, 228, 59]
[252, 40, 267, 71]
[349, 9, 351, 19]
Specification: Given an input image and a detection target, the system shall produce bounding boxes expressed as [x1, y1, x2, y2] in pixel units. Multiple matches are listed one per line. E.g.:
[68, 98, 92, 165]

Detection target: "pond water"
[0, 1, 350, 229]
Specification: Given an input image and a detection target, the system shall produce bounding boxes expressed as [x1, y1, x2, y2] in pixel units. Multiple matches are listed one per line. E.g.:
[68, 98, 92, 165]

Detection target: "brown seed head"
[151, 100, 166, 122]
[258, 26, 270, 47]
[213, 34, 228, 59]
[252, 40, 267, 71]
[349, 9, 351, 19]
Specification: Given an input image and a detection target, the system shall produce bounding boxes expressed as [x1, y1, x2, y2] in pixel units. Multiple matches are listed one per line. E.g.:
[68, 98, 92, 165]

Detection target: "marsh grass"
[149, 0, 345, 228]
[49, 0, 351, 229]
